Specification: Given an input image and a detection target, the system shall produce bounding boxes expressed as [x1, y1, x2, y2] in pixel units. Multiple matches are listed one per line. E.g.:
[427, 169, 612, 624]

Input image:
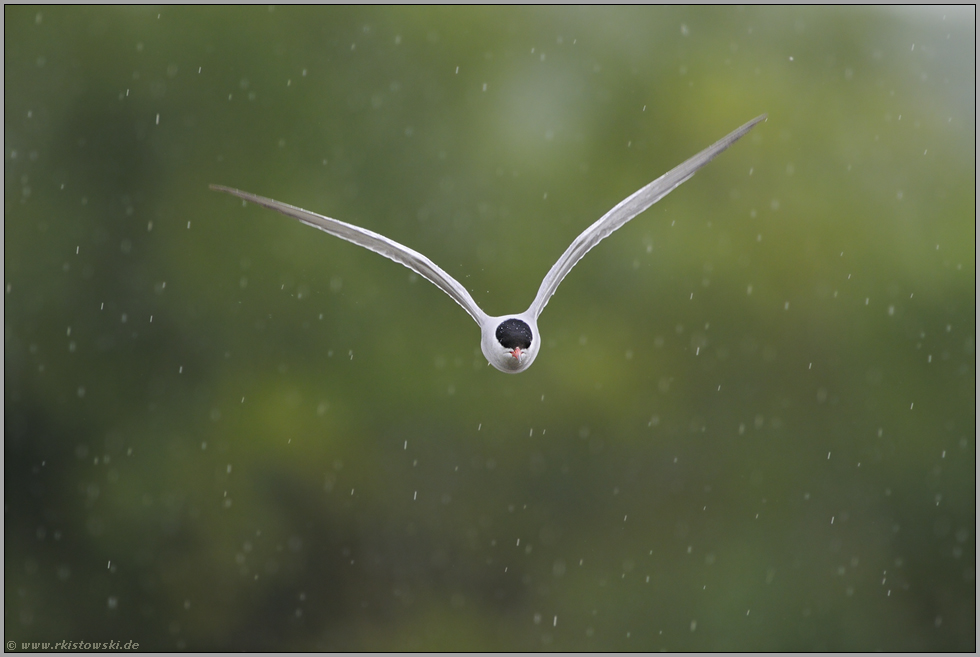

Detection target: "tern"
[212, 114, 765, 373]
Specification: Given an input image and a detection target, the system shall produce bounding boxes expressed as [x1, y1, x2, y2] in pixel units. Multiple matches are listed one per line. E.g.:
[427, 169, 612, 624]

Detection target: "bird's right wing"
[210, 185, 490, 327]
[527, 114, 766, 319]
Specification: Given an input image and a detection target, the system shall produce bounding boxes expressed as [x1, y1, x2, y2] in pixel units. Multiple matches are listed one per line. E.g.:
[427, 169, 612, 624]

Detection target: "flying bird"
[212, 114, 765, 373]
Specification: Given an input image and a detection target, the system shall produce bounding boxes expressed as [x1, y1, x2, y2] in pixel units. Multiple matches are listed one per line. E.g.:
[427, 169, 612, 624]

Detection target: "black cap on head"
[495, 318, 532, 350]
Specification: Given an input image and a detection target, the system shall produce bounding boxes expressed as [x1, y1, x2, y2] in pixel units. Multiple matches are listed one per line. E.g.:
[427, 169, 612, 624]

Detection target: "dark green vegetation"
[5, 6, 974, 650]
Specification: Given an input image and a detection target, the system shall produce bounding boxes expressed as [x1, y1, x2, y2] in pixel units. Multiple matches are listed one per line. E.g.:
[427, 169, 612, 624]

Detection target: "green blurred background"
[4, 6, 975, 651]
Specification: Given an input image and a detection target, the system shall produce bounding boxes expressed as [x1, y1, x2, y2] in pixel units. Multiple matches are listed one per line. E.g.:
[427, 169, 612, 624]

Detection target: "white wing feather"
[209, 185, 490, 326]
[527, 114, 766, 319]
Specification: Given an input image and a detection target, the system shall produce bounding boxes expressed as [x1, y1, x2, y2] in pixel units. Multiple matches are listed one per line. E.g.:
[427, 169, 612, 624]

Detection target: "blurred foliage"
[5, 5, 975, 651]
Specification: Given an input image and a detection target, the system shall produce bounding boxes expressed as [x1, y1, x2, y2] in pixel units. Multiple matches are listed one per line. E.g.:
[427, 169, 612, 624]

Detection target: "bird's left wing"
[527, 114, 766, 319]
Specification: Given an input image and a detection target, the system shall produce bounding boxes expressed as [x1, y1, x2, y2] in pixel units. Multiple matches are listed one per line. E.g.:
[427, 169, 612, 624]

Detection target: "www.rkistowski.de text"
[7, 640, 139, 651]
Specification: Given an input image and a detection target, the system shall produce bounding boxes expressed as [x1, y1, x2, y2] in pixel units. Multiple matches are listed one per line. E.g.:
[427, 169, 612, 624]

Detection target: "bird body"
[212, 114, 765, 373]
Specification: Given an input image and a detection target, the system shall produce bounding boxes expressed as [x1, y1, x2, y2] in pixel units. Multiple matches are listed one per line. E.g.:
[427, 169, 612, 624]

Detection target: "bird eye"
[495, 318, 532, 350]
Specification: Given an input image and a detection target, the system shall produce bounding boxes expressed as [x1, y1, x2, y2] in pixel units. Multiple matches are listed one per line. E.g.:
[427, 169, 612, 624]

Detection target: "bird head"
[481, 315, 539, 373]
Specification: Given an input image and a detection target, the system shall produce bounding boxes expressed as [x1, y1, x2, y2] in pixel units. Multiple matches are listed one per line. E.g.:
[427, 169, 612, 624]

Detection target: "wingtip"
[737, 114, 768, 136]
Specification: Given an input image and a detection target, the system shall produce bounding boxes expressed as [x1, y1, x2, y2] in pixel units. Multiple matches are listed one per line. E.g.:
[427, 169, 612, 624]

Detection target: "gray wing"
[526, 114, 767, 319]
[210, 185, 490, 326]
